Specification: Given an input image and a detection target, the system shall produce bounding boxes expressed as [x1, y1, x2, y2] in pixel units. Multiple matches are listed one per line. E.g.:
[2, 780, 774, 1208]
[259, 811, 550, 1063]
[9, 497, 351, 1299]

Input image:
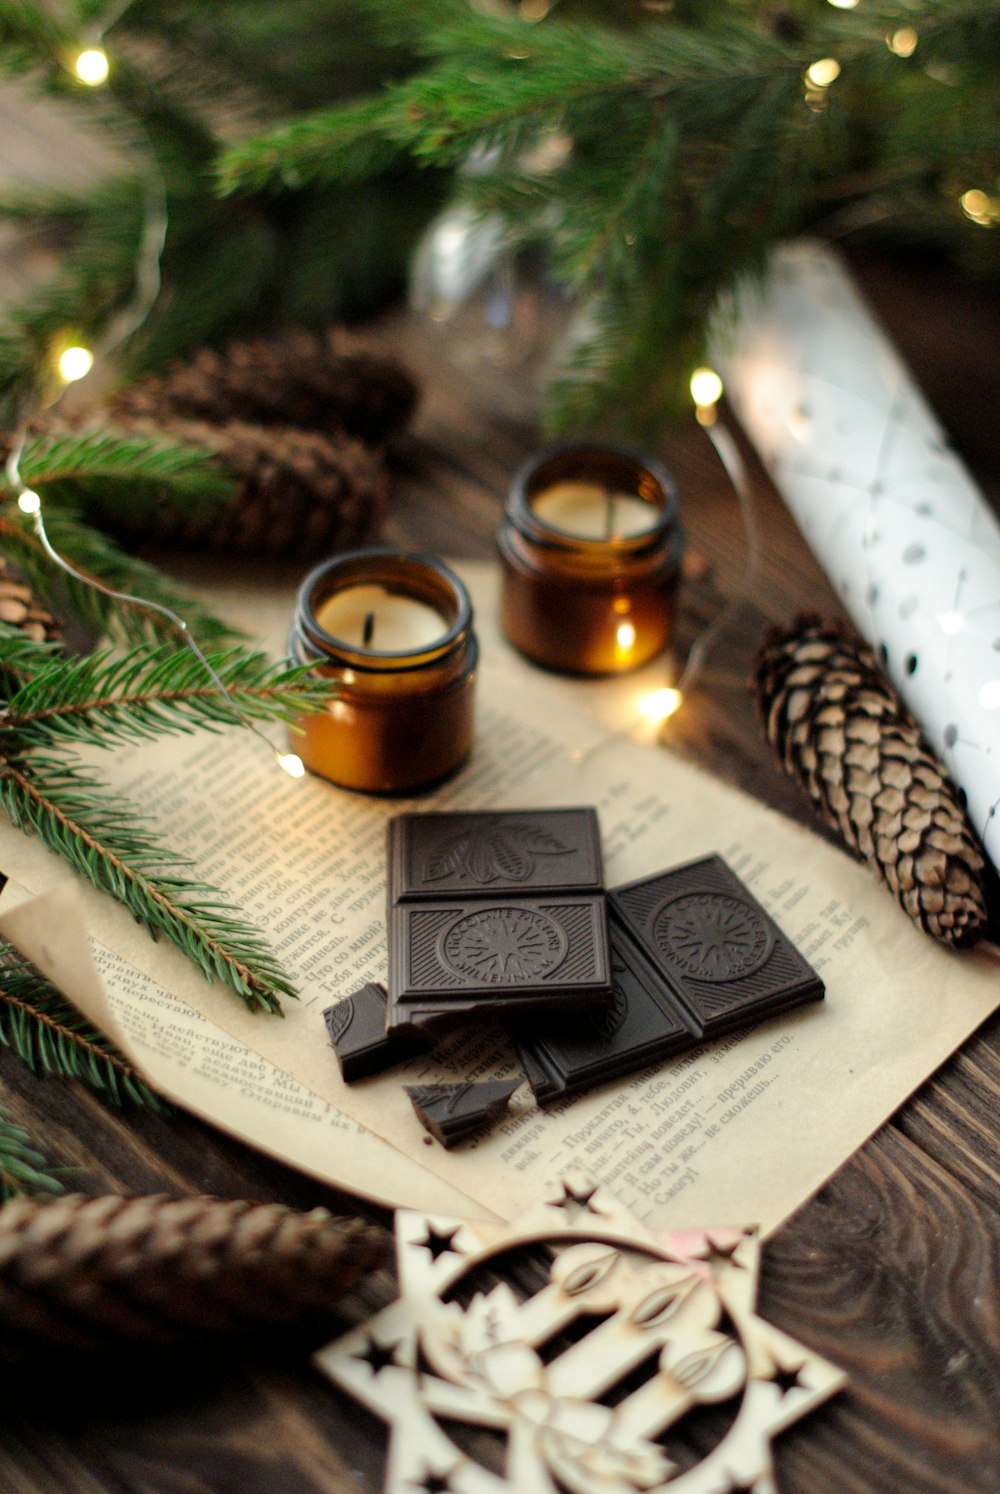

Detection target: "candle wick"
[605, 494, 616, 540]
[362, 611, 376, 647]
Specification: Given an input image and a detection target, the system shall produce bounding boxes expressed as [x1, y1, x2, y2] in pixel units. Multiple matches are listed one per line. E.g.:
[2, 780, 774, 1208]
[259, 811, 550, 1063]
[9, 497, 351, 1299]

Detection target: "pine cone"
[0, 1193, 389, 1359]
[106, 416, 389, 558]
[112, 328, 418, 448]
[754, 618, 988, 948]
[0, 554, 63, 644]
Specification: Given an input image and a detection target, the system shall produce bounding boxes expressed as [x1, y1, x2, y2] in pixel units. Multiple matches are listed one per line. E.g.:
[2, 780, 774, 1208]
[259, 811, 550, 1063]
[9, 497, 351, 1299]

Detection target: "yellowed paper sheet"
[0, 564, 995, 1234]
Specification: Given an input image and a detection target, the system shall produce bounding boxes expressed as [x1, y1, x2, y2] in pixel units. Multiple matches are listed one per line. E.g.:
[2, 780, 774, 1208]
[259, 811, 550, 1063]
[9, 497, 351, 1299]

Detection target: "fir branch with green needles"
[0, 1101, 62, 1201]
[0, 946, 164, 1111]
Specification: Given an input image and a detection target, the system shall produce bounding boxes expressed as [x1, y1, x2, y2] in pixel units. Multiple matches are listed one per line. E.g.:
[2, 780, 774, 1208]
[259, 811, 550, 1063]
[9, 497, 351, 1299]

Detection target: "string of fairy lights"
[3, 25, 307, 778]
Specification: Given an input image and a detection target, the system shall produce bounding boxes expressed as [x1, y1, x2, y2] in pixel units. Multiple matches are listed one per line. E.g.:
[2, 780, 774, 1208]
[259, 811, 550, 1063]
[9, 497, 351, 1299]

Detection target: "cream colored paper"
[0, 564, 995, 1235]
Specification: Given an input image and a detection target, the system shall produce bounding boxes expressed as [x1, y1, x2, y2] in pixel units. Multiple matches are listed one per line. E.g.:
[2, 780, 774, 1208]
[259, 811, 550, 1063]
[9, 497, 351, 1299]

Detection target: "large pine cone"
[112, 328, 418, 448]
[0, 1193, 389, 1358]
[754, 618, 988, 948]
[105, 416, 389, 558]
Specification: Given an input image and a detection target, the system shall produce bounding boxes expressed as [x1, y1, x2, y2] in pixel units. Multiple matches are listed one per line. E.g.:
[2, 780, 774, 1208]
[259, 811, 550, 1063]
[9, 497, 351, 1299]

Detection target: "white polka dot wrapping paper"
[711, 239, 1000, 874]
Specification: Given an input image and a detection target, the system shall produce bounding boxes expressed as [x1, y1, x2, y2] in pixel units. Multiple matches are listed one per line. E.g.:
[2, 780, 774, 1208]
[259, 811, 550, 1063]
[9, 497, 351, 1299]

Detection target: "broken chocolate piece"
[406, 1079, 519, 1148]
[385, 809, 614, 1032]
[323, 982, 427, 1082]
[515, 855, 824, 1103]
[389, 808, 604, 901]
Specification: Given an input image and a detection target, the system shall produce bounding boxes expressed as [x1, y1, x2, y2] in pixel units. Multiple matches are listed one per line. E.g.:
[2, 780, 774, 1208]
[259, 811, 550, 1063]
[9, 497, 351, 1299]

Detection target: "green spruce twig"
[0, 947, 163, 1111]
[0, 1101, 62, 1201]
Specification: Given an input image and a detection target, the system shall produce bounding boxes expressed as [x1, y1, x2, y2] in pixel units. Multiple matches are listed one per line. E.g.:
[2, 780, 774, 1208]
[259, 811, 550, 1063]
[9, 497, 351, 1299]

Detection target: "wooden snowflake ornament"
[314, 1171, 845, 1493]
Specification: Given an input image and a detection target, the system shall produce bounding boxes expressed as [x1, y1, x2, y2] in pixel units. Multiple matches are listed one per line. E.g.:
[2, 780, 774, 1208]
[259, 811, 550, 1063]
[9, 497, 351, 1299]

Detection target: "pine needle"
[0, 1101, 63, 1201]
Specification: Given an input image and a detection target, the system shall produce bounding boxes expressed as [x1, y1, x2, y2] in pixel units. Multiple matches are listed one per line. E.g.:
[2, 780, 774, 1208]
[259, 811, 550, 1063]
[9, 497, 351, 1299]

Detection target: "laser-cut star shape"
[354, 1336, 400, 1376]
[316, 1171, 846, 1494]
[414, 1224, 463, 1261]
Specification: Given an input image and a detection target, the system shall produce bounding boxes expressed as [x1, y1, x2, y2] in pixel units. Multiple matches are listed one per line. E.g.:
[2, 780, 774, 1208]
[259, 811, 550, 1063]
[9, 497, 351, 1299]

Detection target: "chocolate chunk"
[387, 895, 613, 1031]
[406, 1079, 519, 1148]
[515, 855, 824, 1103]
[609, 854, 824, 1037]
[388, 808, 604, 902]
[513, 924, 697, 1103]
[323, 982, 427, 1081]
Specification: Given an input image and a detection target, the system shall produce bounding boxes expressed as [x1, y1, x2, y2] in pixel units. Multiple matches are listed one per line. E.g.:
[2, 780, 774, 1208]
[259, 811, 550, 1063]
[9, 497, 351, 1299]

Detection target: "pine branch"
[0, 947, 163, 1110]
[0, 1102, 62, 1201]
[0, 756, 295, 1014]
[17, 428, 234, 509]
[5, 643, 334, 750]
[0, 508, 244, 649]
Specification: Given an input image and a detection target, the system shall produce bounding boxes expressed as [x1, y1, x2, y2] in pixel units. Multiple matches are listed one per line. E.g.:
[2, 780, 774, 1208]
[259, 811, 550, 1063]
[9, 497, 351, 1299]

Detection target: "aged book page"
[0, 565, 995, 1234]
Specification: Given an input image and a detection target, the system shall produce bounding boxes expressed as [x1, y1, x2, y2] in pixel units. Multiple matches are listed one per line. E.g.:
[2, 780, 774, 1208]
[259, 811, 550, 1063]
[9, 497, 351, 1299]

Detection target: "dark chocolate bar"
[609, 855, 823, 1037]
[387, 895, 612, 1029]
[323, 982, 427, 1081]
[389, 809, 604, 901]
[386, 809, 613, 1032]
[515, 855, 824, 1103]
[406, 1079, 519, 1148]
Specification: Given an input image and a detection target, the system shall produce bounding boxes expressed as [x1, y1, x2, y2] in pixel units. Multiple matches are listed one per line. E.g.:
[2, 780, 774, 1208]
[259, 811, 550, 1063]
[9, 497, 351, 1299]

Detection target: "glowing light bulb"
[277, 752, 306, 778]
[17, 490, 41, 515]
[73, 47, 109, 86]
[806, 58, 841, 88]
[638, 687, 683, 723]
[827, 0, 859, 8]
[690, 367, 723, 408]
[57, 345, 94, 382]
[616, 621, 637, 650]
[960, 189, 998, 227]
[938, 610, 965, 636]
[887, 27, 918, 57]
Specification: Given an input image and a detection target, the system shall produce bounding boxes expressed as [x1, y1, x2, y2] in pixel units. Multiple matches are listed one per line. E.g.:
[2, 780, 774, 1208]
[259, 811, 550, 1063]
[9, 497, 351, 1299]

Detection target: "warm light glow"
[520, 0, 551, 18]
[887, 27, 918, 57]
[57, 345, 94, 382]
[638, 687, 683, 723]
[690, 367, 723, 408]
[827, 0, 859, 8]
[961, 189, 999, 227]
[979, 681, 1000, 711]
[17, 490, 41, 515]
[277, 752, 306, 778]
[73, 47, 109, 86]
[938, 610, 965, 636]
[806, 57, 841, 88]
[616, 621, 637, 651]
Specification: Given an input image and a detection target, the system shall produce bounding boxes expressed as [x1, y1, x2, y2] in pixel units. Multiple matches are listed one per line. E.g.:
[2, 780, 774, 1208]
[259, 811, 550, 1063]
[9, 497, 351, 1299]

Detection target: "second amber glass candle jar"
[287, 549, 477, 794]
[498, 443, 684, 675]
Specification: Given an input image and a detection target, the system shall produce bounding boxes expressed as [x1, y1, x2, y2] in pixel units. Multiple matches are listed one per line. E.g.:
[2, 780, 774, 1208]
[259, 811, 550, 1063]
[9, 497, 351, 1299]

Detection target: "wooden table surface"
[0, 239, 998, 1494]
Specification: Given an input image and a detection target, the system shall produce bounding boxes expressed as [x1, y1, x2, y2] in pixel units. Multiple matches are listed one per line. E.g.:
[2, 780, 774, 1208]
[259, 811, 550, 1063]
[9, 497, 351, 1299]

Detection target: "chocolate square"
[388, 809, 604, 902]
[514, 925, 697, 1103]
[609, 854, 824, 1038]
[387, 895, 613, 1030]
[406, 1079, 519, 1148]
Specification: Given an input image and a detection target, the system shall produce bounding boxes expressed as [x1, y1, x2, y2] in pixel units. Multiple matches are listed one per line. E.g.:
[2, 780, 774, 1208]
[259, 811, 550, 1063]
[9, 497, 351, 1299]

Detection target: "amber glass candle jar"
[498, 443, 684, 675]
[287, 549, 477, 794]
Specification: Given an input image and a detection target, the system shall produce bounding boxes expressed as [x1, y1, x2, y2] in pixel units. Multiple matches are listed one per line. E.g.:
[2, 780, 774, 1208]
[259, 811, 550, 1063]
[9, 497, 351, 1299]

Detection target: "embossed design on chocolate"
[323, 997, 354, 1046]
[439, 907, 567, 985]
[590, 970, 628, 1038]
[425, 820, 573, 887]
[653, 892, 773, 982]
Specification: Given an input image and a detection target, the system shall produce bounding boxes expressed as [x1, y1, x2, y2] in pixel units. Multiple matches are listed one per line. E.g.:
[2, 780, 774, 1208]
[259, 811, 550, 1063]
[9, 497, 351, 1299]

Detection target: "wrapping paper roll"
[712, 240, 1000, 873]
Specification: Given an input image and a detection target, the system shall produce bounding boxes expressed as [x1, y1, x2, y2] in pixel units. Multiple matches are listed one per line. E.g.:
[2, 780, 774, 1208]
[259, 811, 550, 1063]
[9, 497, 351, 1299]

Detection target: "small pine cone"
[754, 618, 988, 948]
[112, 328, 419, 448]
[107, 416, 389, 558]
[0, 1193, 388, 1359]
[0, 554, 63, 644]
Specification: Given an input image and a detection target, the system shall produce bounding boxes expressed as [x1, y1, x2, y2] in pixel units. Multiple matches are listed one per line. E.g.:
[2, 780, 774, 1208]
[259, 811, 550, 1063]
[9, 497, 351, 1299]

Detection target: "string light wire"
[2, 34, 304, 776]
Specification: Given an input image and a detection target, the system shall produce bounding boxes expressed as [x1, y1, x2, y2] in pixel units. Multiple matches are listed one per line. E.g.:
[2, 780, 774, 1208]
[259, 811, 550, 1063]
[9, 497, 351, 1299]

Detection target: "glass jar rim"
[294, 547, 473, 669]
[507, 442, 679, 552]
